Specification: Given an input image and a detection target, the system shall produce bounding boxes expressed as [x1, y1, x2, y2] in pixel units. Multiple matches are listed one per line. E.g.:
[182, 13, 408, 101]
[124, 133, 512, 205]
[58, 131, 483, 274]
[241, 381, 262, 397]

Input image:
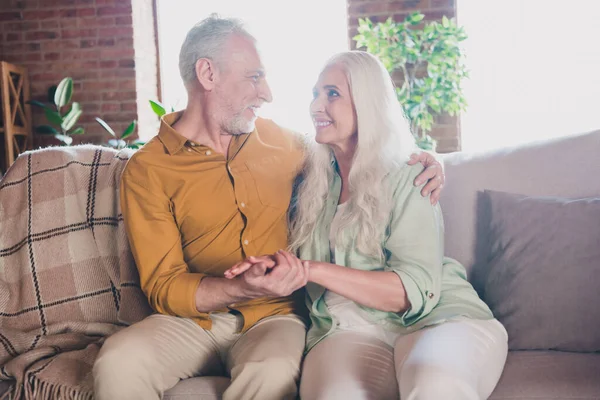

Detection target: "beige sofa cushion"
[440, 130, 600, 292]
[490, 351, 600, 400]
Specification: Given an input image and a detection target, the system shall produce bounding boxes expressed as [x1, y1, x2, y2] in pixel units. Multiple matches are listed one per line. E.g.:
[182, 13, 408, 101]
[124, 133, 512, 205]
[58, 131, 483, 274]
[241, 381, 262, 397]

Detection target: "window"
[459, 0, 600, 151]
[155, 0, 348, 134]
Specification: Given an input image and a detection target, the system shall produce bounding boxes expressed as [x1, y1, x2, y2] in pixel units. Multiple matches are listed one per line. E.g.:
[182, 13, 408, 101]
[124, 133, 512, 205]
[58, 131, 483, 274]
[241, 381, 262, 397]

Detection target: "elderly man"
[92, 15, 445, 400]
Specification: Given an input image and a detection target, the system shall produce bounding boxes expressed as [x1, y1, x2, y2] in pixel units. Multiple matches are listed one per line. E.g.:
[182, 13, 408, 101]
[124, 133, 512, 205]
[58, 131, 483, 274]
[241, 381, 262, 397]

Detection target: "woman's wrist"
[306, 260, 323, 283]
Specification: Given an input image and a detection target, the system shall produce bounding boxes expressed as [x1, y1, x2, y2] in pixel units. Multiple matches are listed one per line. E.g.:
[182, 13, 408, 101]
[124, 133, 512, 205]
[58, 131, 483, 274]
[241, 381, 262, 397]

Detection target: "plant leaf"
[44, 108, 63, 126]
[54, 133, 73, 146]
[95, 117, 117, 137]
[27, 100, 50, 110]
[54, 77, 73, 108]
[61, 107, 82, 131]
[442, 16, 450, 28]
[121, 120, 137, 139]
[107, 139, 119, 148]
[47, 85, 57, 103]
[149, 100, 166, 117]
[35, 125, 59, 135]
[126, 139, 146, 150]
[69, 102, 82, 113]
[409, 13, 425, 25]
[71, 126, 85, 135]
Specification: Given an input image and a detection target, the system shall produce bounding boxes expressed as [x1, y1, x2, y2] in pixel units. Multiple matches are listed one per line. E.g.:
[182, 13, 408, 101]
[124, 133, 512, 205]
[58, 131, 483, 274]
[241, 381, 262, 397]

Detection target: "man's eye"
[250, 75, 259, 82]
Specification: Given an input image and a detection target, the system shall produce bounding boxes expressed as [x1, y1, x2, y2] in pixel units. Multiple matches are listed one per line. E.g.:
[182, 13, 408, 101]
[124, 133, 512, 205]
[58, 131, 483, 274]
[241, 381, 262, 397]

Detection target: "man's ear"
[195, 58, 217, 90]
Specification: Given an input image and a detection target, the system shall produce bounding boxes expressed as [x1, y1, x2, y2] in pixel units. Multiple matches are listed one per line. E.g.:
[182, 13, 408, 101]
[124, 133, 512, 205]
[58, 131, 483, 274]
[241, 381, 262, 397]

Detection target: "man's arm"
[121, 169, 307, 315]
[407, 152, 445, 205]
[120, 171, 207, 317]
[193, 276, 252, 312]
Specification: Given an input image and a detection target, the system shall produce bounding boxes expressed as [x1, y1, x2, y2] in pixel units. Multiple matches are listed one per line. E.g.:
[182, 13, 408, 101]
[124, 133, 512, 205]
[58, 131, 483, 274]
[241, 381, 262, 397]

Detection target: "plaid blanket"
[0, 145, 152, 399]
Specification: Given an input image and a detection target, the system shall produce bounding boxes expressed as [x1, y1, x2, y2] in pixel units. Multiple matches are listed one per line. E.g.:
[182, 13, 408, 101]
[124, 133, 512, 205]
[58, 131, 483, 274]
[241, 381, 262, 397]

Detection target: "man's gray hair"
[179, 14, 255, 87]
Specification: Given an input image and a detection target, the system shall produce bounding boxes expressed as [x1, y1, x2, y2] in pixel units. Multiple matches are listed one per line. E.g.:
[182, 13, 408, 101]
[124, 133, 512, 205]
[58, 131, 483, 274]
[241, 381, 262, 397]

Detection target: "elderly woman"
[227, 51, 507, 399]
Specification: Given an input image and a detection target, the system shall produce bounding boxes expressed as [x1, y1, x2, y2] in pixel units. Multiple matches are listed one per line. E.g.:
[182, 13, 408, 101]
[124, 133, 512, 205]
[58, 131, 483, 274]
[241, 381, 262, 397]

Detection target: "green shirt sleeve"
[384, 164, 444, 326]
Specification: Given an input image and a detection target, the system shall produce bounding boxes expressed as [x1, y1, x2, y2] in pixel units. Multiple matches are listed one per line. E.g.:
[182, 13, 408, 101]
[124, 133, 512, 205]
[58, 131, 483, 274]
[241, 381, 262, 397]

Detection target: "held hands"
[224, 250, 309, 298]
[407, 152, 445, 205]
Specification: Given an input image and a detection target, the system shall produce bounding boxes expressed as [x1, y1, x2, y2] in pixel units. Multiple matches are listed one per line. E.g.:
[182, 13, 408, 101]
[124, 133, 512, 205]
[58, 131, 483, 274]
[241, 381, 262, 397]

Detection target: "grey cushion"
[490, 351, 600, 399]
[163, 376, 229, 400]
[482, 190, 600, 351]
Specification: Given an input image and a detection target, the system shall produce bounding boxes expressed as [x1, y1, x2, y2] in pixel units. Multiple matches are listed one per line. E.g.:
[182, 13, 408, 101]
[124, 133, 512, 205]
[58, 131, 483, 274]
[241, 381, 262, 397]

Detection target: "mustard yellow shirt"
[120, 112, 305, 331]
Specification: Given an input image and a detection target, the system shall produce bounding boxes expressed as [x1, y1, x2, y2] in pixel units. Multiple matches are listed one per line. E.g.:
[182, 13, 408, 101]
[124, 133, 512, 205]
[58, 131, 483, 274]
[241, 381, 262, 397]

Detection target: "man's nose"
[259, 79, 273, 103]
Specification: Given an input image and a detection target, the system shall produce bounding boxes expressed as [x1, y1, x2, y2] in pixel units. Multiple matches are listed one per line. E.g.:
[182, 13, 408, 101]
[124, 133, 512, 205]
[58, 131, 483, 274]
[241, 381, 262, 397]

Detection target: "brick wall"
[347, 0, 460, 153]
[0, 0, 158, 147]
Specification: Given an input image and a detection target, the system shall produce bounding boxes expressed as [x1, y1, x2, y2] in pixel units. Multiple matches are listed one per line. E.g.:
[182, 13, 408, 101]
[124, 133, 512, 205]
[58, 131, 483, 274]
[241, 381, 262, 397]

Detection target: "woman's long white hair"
[289, 51, 416, 259]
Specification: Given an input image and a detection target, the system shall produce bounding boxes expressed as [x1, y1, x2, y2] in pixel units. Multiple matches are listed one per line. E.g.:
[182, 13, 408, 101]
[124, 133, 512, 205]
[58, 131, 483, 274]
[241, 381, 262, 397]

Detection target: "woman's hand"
[223, 251, 310, 281]
[224, 255, 276, 279]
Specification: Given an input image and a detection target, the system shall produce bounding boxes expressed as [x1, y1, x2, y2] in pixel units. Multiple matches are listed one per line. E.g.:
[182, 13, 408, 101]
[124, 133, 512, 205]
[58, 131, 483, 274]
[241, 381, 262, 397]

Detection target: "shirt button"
[240, 202, 246, 208]
[243, 240, 249, 245]
[190, 142, 196, 146]
[187, 148, 192, 152]
[205, 150, 212, 156]
[428, 292, 435, 299]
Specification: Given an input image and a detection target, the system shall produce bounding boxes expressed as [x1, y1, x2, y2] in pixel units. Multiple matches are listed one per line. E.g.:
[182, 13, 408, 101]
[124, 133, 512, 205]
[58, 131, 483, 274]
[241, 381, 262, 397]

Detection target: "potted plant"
[354, 12, 468, 151]
[95, 118, 144, 150]
[28, 77, 84, 146]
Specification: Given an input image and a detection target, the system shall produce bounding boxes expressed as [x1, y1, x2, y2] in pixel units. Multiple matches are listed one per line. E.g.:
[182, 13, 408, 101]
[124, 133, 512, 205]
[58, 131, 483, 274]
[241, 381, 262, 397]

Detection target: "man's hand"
[231, 250, 309, 298]
[407, 152, 445, 205]
[194, 251, 308, 312]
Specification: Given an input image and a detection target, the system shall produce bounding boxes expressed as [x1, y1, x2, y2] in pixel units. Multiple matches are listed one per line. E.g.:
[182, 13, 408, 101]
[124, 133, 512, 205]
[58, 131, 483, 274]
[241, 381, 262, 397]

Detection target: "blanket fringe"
[2, 376, 94, 400]
[0, 383, 15, 400]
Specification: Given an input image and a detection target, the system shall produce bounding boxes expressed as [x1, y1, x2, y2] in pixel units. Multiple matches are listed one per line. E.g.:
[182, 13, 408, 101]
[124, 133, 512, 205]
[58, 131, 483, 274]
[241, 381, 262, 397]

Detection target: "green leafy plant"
[149, 99, 174, 118]
[354, 12, 468, 150]
[28, 77, 84, 145]
[95, 118, 144, 149]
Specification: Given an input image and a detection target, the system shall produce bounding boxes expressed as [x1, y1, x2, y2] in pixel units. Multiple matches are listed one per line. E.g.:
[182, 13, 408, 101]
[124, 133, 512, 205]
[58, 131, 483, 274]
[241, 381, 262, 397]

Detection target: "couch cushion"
[440, 130, 600, 292]
[482, 191, 600, 352]
[163, 376, 229, 400]
[490, 351, 600, 400]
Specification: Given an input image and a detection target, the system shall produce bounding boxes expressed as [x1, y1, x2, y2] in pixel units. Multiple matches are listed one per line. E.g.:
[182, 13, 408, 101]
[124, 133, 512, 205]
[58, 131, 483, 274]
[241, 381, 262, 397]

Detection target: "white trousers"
[300, 318, 508, 400]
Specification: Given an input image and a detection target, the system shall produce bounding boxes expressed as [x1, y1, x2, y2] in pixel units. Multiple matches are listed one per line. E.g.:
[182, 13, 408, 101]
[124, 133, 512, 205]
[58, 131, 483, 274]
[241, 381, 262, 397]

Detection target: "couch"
[1, 130, 599, 399]
[440, 130, 600, 400]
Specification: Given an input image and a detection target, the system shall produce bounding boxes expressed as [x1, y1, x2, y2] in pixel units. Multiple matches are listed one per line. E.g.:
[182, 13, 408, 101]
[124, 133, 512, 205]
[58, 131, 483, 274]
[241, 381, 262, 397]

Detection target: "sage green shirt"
[298, 163, 493, 351]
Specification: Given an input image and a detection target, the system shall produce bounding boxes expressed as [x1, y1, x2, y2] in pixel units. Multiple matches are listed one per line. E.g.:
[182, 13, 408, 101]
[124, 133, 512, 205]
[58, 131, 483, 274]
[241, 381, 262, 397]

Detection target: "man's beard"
[221, 111, 256, 136]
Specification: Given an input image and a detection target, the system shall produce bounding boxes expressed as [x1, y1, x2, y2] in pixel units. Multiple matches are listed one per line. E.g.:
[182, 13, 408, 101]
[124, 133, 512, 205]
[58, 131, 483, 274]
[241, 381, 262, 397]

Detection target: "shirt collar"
[158, 111, 255, 157]
[158, 111, 188, 155]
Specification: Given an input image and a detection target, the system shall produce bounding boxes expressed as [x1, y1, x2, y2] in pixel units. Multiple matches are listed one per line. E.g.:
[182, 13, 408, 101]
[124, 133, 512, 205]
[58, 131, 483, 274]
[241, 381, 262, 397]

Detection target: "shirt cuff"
[166, 273, 206, 317]
[393, 270, 425, 326]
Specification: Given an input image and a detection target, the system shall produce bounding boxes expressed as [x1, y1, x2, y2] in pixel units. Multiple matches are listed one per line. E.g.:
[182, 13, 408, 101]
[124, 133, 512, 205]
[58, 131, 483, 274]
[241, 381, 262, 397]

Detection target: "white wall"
[459, 0, 600, 151]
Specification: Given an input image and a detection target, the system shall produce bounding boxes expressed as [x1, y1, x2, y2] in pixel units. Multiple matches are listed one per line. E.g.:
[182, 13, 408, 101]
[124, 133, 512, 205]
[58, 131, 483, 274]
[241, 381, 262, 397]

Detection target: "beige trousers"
[93, 312, 306, 400]
[300, 318, 508, 400]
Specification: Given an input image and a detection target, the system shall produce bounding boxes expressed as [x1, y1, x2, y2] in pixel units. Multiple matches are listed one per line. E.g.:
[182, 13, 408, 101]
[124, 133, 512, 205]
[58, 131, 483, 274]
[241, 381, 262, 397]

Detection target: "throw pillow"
[482, 190, 600, 352]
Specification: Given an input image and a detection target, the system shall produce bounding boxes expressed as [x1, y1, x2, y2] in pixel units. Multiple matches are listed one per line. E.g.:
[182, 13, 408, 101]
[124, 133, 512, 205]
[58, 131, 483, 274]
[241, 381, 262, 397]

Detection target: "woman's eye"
[328, 90, 339, 97]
